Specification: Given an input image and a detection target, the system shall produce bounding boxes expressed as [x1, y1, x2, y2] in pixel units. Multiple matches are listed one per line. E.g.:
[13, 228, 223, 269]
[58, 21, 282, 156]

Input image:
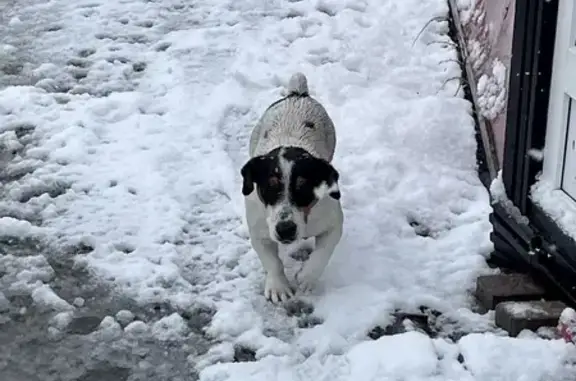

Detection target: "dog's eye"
[269, 176, 280, 187]
[296, 176, 306, 188]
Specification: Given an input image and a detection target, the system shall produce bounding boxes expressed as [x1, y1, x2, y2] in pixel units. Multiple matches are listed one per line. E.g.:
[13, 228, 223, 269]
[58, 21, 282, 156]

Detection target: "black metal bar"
[512, 0, 540, 211]
[502, 0, 533, 202]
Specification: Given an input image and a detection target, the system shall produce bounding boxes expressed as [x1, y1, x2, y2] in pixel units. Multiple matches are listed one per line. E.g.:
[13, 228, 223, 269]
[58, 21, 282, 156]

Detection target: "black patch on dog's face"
[240, 150, 283, 205]
[240, 146, 340, 206]
[284, 147, 340, 206]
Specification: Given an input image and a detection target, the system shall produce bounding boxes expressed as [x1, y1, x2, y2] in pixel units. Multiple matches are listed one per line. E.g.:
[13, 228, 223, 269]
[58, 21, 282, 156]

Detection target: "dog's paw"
[296, 265, 322, 293]
[265, 273, 294, 303]
[297, 280, 315, 294]
[289, 246, 313, 262]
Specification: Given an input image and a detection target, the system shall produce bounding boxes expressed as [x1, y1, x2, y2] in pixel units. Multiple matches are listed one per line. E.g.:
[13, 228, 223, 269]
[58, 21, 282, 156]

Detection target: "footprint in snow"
[134, 20, 155, 29]
[408, 218, 432, 238]
[154, 41, 172, 52]
[315, 2, 337, 17]
[284, 299, 324, 329]
[233, 346, 256, 363]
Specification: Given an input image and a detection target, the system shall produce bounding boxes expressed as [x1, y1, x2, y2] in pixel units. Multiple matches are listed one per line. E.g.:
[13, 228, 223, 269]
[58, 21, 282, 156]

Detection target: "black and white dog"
[240, 73, 343, 303]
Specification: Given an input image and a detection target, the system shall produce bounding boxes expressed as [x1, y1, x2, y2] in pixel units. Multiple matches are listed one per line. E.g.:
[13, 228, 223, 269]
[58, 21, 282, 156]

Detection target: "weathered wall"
[457, 0, 515, 168]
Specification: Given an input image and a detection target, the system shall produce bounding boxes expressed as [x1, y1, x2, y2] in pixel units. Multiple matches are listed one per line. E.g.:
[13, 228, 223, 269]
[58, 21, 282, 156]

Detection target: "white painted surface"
[541, 0, 576, 194]
[562, 100, 576, 198]
[560, 0, 576, 198]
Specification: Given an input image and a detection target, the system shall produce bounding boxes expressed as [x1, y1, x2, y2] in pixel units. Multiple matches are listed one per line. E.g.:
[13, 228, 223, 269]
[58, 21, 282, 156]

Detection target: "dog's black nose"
[276, 221, 297, 243]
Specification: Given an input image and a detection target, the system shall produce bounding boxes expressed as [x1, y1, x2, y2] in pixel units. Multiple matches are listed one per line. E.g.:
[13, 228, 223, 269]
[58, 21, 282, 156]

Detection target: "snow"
[499, 301, 548, 319]
[459, 333, 576, 380]
[124, 320, 149, 337]
[0, 291, 11, 315]
[457, 0, 477, 25]
[532, 178, 576, 241]
[560, 307, 576, 325]
[115, 309, 135, 325]
[1, 0, 576, 379]
[528, 148, 545, 162]
[72, 296, 85, 307]
[31, 283, 74, 312]
[0, 216, 46, 238]
[151, 312, 189, 342]
[202, 332, 576, 381]
[477, 58, 508, 121]
[489, 170, 530, 225]
[51, 310, 74, 330]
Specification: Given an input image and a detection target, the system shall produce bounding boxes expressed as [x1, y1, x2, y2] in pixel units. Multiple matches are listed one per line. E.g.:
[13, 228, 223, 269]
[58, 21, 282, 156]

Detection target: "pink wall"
[457, 0, 516, 169]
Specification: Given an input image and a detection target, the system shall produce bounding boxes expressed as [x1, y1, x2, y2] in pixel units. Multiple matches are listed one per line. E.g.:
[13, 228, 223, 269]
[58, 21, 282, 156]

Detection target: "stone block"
[475, 273, 547, 311]
[495, 300, 567, 337]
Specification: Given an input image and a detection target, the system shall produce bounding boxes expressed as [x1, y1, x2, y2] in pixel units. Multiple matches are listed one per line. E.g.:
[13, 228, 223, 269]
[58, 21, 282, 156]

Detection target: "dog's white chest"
[302, 198, 342, 238]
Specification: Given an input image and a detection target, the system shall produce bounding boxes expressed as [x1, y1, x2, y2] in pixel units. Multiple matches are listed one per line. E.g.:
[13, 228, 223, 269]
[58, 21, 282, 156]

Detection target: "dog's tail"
[287, 72, 309, 96]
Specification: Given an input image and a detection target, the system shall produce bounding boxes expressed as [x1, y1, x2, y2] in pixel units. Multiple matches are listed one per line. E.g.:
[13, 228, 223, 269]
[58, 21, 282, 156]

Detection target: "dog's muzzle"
[275, 221, 297, 244]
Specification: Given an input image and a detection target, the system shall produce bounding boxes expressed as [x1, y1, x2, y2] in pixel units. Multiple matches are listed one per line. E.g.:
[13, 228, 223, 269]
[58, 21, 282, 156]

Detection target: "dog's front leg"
[251, 237, 294, 303]
[296, 223, 342, 292]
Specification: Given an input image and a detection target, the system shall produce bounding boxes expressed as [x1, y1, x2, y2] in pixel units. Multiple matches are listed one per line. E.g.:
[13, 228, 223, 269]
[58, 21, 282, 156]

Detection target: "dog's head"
[241, 146, 340, 244]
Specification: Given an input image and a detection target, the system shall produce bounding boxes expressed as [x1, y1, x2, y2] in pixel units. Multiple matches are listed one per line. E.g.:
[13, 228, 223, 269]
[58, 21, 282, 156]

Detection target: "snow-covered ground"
[1, 0, 576, 380]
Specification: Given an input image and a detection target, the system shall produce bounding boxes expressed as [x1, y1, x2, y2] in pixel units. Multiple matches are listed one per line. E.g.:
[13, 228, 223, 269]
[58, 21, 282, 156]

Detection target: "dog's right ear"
[240, 158, 257, 196]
